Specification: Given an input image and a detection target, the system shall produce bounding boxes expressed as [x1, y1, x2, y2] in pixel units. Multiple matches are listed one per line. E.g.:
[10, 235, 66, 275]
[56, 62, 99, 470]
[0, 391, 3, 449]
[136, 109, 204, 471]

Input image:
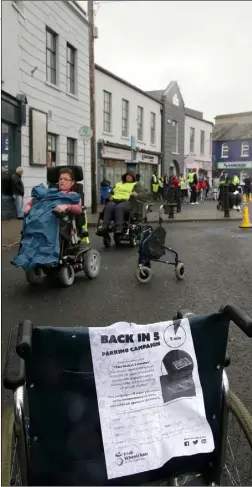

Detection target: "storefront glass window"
[1, 122, 14, 196]
[1, 122, 10, 174]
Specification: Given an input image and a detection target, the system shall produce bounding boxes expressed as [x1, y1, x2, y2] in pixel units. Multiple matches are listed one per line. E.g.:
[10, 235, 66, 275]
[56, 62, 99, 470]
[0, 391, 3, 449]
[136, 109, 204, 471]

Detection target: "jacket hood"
[122, 171, 136, 183]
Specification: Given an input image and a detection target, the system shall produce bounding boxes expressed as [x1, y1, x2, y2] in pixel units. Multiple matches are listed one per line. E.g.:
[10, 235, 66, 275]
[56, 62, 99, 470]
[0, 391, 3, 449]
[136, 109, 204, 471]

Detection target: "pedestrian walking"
[243, 175, 251, 201]
[190, 169, 198, 205]
[151, 171, 159, 201]
[11, 167, 24, 219]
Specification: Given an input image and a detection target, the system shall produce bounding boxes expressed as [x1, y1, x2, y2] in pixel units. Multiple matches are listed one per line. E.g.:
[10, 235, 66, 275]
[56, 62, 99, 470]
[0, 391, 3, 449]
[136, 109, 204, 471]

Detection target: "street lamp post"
[88, 0, 97, 214]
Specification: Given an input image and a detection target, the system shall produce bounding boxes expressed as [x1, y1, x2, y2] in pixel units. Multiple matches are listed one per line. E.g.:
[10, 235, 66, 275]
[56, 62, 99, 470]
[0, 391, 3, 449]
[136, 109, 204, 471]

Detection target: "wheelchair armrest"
[220, 303, 252, 338]
[16, 320, 33, 359]
[3, 323, 27, 391]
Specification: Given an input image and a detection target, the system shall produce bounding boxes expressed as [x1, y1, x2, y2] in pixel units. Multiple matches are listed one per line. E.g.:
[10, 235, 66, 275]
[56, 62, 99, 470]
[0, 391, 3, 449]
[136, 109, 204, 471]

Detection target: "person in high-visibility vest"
[158, 176, 164, 200]
[97, 171, 144, 236]
[179, 174, 186, 203]
[232, 174, 240, 187]
[151, 171, 159, 200]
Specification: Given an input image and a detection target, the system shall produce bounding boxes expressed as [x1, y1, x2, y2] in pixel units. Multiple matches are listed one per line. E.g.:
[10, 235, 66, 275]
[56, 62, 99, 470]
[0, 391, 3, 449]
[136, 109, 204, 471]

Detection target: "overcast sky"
[80, 1, 252, 122]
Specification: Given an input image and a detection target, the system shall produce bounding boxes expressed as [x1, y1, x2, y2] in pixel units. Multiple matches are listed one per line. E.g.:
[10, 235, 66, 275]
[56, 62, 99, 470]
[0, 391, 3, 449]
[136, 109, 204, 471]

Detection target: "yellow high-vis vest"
[112, 181, 136, 200]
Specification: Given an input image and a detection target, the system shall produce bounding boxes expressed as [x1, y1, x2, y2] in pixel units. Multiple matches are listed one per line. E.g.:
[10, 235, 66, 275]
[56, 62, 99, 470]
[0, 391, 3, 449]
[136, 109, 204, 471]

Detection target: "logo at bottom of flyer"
[115, 450, 148, 466]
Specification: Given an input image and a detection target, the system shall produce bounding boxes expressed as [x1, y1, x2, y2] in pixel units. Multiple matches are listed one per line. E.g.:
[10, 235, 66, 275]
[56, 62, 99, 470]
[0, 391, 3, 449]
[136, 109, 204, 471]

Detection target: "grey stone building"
[147, 82, 185, 176]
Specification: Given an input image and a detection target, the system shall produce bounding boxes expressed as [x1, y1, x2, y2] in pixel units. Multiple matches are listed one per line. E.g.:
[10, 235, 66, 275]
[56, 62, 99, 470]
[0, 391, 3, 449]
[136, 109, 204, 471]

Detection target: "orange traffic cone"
[242, 193, 248, 203]
[239, 204, 252, 228]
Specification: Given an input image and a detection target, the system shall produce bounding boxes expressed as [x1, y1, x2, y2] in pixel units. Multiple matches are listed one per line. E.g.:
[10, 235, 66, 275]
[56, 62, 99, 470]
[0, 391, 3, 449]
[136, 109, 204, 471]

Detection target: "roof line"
[185, 113, 213, 125]
[95, 64, 162, 105]
[215, 111, 252, 119]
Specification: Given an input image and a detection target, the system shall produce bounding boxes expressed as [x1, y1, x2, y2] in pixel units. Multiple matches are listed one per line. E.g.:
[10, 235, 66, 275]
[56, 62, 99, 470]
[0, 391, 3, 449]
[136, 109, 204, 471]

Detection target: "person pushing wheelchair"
[97, 171, 145, 236]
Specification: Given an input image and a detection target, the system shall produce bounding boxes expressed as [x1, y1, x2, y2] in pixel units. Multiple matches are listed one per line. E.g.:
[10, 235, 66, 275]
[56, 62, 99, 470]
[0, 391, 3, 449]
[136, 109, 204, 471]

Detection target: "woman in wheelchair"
[24, 168, 82, 216]
[97, 171, 144, 236]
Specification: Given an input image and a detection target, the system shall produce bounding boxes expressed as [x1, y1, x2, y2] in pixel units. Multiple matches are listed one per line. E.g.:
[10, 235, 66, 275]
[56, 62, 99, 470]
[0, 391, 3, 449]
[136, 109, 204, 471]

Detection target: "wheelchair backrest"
[47, 166, 84, 206]
[24, 313, 229, 486]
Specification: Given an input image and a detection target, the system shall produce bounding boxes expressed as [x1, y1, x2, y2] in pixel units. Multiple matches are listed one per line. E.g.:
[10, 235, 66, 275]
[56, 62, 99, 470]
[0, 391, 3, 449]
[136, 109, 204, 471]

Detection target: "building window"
[46, 28, 57, 85]
[122, 99, 129, 137]
[221, 143, 229, 158]
[200, 130, 205, 155]
[137, 106, 143, 141]
[189, 127, 195, 153]
[103, 90, 112, 133]
[67, 138, 75, 165]
[172, 120, 178, 153]
[241, 142, 249, 157]
[67, 43, 76, 94]
[150, 112, 156, 145]
[209, 133, 212, 154]
[47, 133, 57, 167]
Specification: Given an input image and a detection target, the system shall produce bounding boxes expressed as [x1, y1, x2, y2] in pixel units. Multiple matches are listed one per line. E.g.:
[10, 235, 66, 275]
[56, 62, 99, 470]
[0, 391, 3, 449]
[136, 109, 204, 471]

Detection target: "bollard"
[223, 184, 230, 218]
[239, 204, 252, 228]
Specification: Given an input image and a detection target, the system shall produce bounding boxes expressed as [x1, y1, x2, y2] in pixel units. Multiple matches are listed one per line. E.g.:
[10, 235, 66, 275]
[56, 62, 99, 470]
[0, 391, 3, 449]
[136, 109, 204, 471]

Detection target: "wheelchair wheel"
[175, 262, 185, 280]
[2, 408, 24, 486]
[135, 265, 152, 284]
[25, 268, 43, 285]
[221, 390, 252, 485]
[58, 264, 75, 287]
[83, 249, 100, 279]
[103, 235, 111, 248]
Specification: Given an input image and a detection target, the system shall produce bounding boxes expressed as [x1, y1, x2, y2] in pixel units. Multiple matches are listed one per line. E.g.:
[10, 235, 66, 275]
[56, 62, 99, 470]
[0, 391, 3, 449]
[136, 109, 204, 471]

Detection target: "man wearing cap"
[97, 171, 143, 236]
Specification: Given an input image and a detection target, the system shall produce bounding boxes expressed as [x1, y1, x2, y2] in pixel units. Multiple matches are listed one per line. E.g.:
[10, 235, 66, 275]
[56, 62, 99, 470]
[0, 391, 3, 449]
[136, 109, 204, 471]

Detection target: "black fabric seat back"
[25, 313, 229, 486]
[47, 166, 83, 184]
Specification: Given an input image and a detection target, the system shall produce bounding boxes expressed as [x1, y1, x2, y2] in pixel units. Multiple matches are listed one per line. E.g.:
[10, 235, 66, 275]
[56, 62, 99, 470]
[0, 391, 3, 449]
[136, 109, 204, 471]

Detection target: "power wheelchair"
[2, 303, 252, 486]
[97, 196, 152, 248]
[16, 166, 100, 287]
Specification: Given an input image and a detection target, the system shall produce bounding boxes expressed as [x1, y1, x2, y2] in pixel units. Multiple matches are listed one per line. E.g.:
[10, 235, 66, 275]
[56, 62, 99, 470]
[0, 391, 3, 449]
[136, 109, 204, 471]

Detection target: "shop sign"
[136, 153, 158, 165]
[101, 145, 131, 160]
[217, 161, 252, 169]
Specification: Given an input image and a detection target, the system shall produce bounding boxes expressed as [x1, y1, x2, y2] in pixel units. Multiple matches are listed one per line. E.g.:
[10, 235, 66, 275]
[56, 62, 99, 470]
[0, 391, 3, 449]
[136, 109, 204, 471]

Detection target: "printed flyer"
[89, 318, 214, 479]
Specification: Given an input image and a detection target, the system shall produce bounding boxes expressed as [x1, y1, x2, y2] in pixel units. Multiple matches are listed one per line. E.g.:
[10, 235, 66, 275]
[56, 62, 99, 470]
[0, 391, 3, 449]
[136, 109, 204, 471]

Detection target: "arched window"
[221, 143, 228, 158]
[241, 142, 249, 157]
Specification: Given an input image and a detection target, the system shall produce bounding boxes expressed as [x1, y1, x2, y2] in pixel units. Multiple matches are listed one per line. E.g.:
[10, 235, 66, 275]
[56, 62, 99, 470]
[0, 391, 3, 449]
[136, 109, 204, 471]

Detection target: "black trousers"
[103, 200, 131, 228]
[190, 184, 197, 203]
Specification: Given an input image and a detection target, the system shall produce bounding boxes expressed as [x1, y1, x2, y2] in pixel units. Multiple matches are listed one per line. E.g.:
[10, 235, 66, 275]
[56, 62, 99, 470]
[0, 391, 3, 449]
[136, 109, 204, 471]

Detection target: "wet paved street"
[2, 221, 252, 414]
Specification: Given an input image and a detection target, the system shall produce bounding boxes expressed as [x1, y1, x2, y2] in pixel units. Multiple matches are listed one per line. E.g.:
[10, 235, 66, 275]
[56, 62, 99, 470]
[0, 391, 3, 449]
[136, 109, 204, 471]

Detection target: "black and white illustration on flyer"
[89, 319, 214, 480]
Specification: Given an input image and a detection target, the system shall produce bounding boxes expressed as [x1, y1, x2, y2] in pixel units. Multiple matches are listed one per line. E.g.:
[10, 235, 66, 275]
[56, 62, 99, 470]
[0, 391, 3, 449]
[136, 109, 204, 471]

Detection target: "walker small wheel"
[175, 262, 185, 280]
[136, 266, 152, 284]
[83, 249, 100, 279]
[103, 235, 111, 248]
[58, 264, 75, 287]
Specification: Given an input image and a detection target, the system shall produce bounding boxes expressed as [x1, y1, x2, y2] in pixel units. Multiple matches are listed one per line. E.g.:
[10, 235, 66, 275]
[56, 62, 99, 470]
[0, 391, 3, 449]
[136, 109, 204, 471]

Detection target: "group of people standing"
[214, 172, 252, 211]
[151, 169, 210, 207]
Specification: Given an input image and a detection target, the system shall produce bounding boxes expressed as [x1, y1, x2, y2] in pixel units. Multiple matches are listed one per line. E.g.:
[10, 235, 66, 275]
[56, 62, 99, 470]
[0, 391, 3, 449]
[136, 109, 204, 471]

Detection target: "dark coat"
[11, 173, 24, 196]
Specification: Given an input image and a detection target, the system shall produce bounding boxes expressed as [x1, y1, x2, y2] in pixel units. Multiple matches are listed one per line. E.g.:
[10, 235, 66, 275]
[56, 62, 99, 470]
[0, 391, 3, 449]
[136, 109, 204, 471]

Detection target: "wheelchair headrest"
[47, 166, 83, 184]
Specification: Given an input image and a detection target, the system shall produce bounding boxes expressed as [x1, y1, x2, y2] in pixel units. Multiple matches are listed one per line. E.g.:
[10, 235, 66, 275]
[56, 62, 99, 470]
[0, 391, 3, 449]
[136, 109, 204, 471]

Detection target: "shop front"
[217, 161, 252, 184]
[99, 144, 131, 188]
[185, 159, 212, 182]
[136, 152, 160, 191]
[1, 91, 22, 220]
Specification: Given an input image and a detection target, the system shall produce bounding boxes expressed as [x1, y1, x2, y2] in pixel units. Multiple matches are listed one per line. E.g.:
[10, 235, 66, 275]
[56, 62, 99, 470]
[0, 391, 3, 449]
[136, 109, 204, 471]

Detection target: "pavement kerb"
[2, 217, 245, 251]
